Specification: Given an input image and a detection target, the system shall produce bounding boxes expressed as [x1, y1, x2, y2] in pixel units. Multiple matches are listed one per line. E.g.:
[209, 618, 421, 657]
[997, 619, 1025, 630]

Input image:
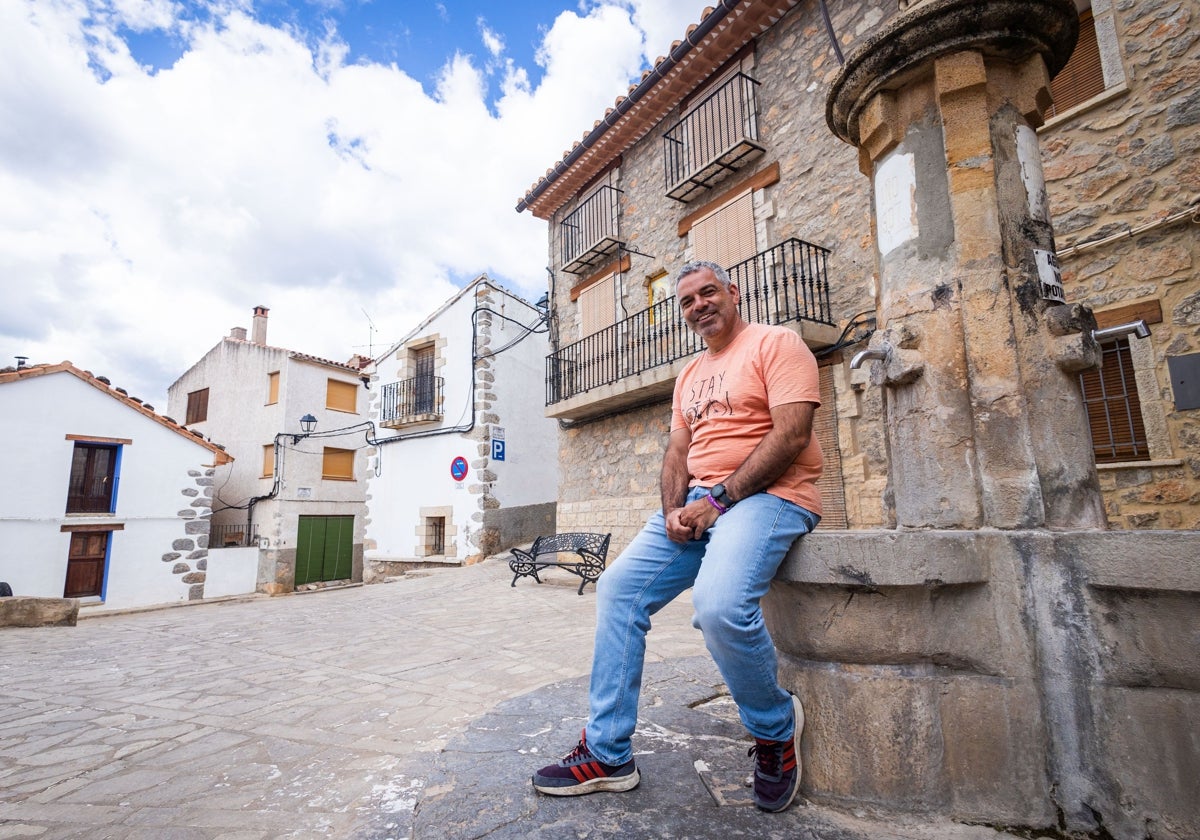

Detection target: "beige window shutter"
[579, 273, 617, 337]
[1050, 9, 1105, 115]
[692, 190, 756, 270]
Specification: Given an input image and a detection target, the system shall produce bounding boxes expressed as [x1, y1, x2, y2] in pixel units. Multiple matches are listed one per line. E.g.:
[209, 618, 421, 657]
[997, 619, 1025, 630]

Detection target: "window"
[1079, 338, 1150, 464]
[266, 371, 280, 405]
[322, 447, 356, 480]
[66, 443, 118, 513]
[262, 444, 275, 478]
[1050, 9, 1104, 115]
[185, 388, 209, 424]
[326, 378, 357, 413]
[427, 516, 446, 555]
[579, 272, 618, 337]
[691, 190, 757, 270]
[1047, 4, 1126, 119]
[413, 345, 436, 415]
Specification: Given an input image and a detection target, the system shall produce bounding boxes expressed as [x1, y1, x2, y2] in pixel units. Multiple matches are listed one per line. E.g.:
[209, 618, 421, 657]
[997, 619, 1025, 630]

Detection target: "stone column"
[827, 0, 1106, 531]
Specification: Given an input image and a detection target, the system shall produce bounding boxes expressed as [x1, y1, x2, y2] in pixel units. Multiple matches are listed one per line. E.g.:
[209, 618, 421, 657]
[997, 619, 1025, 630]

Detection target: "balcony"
[545, 238, 841, 421]
[560, 185, 623, 275]
[380, 375, 444, 428]
[663, 73, 764, 203]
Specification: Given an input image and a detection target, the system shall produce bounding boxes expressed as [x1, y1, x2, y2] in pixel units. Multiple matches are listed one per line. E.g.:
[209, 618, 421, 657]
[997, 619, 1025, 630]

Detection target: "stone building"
[1040, 0, 1200, 529]
[517, 1, 1198, 837]
[517, 0, 1197, 543]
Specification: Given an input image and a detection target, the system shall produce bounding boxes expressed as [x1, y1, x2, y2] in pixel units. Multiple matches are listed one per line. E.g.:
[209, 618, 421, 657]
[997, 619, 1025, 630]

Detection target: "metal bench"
[508, 532, 612, 595]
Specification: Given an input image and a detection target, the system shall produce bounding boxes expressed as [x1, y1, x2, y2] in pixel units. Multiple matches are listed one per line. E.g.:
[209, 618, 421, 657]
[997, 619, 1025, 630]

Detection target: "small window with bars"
[1078, 337, 1150, 464]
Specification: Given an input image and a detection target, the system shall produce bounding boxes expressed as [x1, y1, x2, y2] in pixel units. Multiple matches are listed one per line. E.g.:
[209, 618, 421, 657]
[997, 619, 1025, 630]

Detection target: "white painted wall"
[167, 337, 369, 556]
[365, 279, 558, 560]
[204, 546, 259, 597]
[0, 370, 222, 611]
[486, 293, 560, 509]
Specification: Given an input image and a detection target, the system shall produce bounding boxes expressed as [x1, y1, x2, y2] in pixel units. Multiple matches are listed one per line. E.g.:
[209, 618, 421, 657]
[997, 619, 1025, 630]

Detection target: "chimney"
[230, 327, 247, 340]
[251, 306, 269, 345]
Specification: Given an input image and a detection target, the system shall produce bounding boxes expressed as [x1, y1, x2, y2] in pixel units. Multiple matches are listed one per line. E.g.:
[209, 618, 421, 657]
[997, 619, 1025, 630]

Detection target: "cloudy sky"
[1, 0, 708, 408]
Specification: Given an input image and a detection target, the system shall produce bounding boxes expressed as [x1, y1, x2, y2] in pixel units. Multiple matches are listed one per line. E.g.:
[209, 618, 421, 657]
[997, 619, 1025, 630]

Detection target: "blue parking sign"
[491, 439, 506, 461]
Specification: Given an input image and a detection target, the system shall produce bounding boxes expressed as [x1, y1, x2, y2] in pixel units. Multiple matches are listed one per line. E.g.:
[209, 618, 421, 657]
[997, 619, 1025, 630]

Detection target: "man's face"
[677, 268, 741, 349]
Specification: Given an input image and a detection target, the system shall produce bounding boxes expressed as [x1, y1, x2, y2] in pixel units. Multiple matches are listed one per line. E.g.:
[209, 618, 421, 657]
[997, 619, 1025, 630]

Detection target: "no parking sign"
[450, 456, 468, 482]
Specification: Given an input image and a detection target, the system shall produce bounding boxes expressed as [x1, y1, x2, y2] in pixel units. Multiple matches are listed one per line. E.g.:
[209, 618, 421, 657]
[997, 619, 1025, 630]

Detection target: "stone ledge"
[780, 530, 991, 586]
[0, 596, 79, 627]
[781, 529, 1200, 591]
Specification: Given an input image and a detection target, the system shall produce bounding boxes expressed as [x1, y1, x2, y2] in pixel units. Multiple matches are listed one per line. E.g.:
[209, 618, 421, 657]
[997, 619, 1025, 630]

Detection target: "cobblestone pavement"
[1, 559, 1023, 839]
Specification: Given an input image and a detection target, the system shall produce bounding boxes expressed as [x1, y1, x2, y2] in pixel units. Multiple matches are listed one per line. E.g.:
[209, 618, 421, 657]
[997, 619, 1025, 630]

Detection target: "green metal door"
[295, 515, 354, 586]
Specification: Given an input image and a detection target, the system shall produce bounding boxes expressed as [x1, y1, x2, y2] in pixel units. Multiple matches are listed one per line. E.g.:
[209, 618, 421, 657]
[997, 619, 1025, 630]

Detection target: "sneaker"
[532, 730, 640, 796]
[748, 694, 804, 812]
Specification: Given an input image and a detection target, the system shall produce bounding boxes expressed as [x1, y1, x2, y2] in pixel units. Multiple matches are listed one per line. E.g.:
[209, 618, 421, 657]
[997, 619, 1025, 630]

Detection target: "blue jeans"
[585, 486, 819, 765]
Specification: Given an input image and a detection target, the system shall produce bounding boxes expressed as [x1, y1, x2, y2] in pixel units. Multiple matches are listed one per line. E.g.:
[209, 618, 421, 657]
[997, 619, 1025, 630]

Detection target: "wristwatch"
[710, 483, 735, 509]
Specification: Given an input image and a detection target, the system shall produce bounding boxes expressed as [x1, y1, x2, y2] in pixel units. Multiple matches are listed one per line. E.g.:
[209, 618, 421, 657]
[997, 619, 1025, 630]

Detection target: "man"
[532, 260, 823, 813]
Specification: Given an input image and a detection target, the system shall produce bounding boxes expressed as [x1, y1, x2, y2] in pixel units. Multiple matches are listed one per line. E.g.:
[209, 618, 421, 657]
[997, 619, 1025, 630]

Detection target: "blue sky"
[118, 1, 574, 104]
[0, 0, 707, 405]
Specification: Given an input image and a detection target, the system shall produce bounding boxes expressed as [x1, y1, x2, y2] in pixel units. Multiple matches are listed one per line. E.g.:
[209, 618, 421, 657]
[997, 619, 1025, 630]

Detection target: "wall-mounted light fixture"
[294, 413, 317, 444]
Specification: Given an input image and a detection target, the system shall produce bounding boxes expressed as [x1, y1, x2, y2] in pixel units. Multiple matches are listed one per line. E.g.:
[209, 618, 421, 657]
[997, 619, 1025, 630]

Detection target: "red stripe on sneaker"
[572, 762, 601, 782]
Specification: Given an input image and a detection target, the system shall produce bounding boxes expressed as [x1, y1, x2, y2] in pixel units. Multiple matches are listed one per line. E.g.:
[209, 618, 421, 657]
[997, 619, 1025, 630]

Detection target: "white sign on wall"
[1034, 249, 1065, 303]
[875, 150, 918, 256]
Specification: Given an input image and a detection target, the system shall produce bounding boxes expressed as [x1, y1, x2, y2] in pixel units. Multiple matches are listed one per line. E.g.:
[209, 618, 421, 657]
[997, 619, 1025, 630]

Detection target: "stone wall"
[1042, 0, 1200, 529]
[160, 467, 214, 600]
[554, 404, 669, 555]
[547, 0, 890, 539]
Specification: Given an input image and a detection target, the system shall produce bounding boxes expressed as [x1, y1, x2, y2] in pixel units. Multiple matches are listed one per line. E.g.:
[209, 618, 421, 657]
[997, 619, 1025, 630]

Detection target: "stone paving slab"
[1, 558, 1025, 839]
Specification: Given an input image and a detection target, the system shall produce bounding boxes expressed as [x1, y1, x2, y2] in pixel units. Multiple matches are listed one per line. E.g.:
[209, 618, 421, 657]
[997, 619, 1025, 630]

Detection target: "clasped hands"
[665, 494, 721, 543]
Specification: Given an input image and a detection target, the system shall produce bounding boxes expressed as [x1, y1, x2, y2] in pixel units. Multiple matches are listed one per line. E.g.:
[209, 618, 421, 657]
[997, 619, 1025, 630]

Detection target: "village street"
[1, 559, 1022, 839]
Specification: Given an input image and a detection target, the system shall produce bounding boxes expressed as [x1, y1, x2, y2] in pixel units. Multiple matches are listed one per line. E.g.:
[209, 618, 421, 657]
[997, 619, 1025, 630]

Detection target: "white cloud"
[0, 0, 705, 407]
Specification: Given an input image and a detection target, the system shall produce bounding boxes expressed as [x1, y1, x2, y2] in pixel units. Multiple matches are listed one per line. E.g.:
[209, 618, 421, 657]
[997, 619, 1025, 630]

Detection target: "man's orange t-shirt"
[670, 323, 823, 516]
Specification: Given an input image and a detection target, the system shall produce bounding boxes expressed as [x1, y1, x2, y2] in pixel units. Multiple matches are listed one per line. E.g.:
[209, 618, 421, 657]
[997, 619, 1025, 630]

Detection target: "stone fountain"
[768, 2, 1199, 837]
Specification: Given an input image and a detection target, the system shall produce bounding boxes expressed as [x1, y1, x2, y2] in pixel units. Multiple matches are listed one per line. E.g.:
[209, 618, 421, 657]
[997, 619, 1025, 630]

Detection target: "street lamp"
[294, 413, 317, 444]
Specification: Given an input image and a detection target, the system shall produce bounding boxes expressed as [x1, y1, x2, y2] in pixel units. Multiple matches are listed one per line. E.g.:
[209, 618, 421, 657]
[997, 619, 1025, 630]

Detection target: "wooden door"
[294, 516, 354, 586]
[64, 531, 108, 597]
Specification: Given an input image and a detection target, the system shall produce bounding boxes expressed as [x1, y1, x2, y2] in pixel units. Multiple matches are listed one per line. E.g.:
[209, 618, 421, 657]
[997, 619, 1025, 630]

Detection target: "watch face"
[712, 484, 728, 502]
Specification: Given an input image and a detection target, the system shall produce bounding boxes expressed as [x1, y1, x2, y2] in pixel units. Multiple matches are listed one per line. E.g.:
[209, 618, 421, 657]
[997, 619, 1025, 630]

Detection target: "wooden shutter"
[1050, 9, 1106, 115]
[64, 531, 108, 598]
[579, 273, 617, 337]
[186, 388, 209, 424]
[692, 191, 757, 270]
[1078, 338, 1150, 463]
[267, 371, 279, 405]
[326, 378, 357, 413]
[262, 444, 275, 478]
[66, 443, 118, 514]
[813, 364, 848, 528]
[322, 447, 356, 480]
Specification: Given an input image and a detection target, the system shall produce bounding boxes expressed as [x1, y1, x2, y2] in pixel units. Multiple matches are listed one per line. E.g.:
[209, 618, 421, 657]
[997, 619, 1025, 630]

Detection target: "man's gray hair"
[675, 260, 732, 290]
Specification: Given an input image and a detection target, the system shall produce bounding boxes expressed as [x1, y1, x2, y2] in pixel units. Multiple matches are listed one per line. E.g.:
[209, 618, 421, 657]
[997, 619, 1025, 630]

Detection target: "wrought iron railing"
[380, 375, 444, 424]
[546, 238, 832, 405]
[560, 185, 623, 274]
[210, 523, 259, 548]
[663, 72, 762, 200]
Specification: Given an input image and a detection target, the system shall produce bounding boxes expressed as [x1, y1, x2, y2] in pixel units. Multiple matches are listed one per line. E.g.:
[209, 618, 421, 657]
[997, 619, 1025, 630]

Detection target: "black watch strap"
[711, 483, 735, 508]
